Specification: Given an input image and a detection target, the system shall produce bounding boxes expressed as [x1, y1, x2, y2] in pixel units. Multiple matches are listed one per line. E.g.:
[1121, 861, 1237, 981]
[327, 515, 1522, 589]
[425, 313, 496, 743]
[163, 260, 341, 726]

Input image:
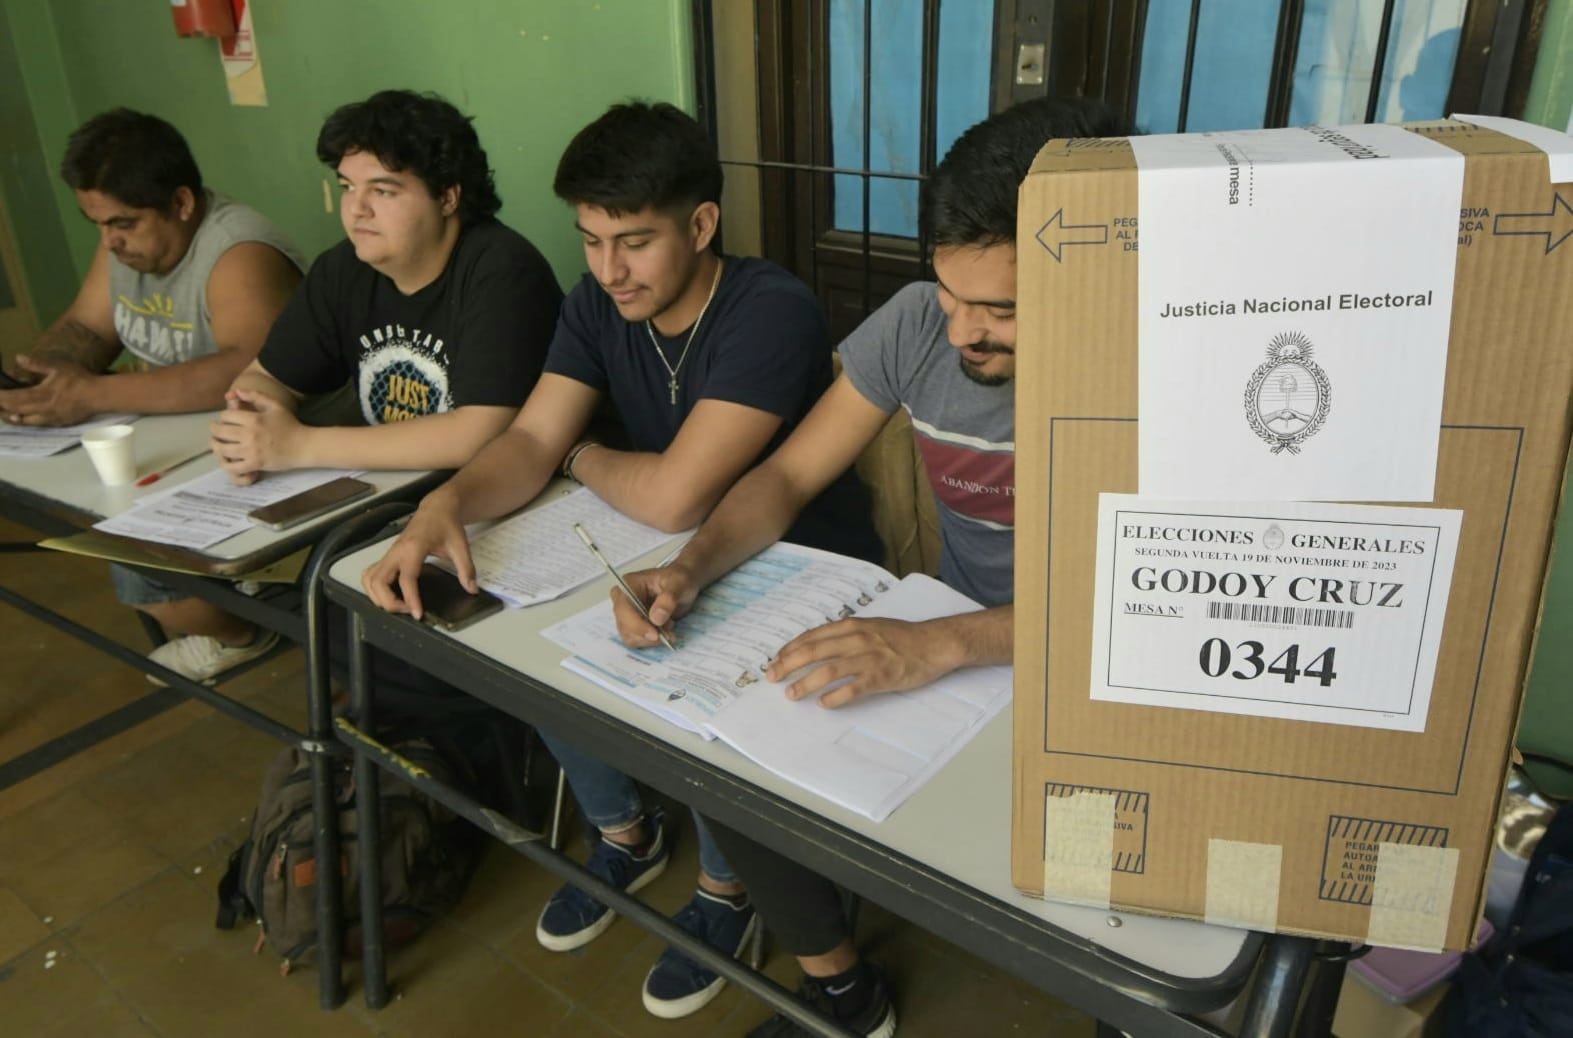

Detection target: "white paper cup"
[81, 424, 137, 485]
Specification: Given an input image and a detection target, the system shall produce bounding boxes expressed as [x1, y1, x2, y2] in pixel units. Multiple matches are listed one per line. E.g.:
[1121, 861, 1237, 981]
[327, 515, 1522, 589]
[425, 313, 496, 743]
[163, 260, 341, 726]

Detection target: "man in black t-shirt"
[212, 90, 560, 480]
[363, 102, 879, 1023]
[135, 91, 558, 687]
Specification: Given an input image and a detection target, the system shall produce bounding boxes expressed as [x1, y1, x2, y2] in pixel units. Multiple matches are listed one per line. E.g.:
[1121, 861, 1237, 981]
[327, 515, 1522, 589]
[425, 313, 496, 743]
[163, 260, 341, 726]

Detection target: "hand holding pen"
[574, 523, 678, 652]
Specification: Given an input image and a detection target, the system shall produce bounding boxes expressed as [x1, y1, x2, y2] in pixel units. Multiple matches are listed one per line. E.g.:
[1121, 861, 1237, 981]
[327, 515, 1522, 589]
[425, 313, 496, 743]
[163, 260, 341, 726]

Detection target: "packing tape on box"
[1204, 839, 1283, 931]
[1042, 789, 1116, 908]
[1366, 842, 1460, 951]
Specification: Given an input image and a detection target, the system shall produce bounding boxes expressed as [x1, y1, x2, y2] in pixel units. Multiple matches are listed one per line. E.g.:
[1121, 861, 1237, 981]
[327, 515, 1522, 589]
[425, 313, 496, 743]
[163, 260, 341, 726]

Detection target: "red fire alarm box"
[171, 0, 237, 39]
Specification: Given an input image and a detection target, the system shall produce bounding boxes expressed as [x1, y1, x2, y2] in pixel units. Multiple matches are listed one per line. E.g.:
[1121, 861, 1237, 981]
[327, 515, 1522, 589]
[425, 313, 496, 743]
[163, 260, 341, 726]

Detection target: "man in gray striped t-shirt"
[0, 108, 302, 428]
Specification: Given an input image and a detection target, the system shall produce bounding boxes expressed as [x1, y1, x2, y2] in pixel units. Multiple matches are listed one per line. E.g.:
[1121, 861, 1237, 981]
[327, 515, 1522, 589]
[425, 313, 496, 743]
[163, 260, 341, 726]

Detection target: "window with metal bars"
[692, 0, 1545, 338]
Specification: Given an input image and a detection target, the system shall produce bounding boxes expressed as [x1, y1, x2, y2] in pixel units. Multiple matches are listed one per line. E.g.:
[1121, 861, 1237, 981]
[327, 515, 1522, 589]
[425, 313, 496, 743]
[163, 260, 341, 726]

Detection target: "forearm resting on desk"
[0, 321, 122, 425]
[920, 605, 1013, 669]
[571, 445, 711, 533]
[27, 317, 121, 371]
[86, 351, 254, 416]
[293, 406, 516, 472]
[437, 424, 561, 524]
[3, 353, 240, 427]
[768, 604, 1014, 708]
[572, 396, 789, 533]
[227, 367, 303, 411]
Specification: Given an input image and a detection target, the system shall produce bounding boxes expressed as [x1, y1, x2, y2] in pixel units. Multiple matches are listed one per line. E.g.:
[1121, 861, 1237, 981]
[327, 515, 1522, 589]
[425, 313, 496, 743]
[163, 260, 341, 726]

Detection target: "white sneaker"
[145, 630, 280, 686]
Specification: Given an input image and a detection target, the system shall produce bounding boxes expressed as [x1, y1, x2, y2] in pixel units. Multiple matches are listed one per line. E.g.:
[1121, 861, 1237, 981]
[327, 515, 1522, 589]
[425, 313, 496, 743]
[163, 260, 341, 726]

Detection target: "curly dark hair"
[60, 108, 202, 211]
[317, 90, 501, 225]
[924, 97, 1132, 249]
[553, 101, 721, 217]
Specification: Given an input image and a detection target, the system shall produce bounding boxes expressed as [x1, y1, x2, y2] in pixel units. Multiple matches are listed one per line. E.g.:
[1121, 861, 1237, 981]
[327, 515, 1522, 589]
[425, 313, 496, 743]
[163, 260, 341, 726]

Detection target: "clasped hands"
[208, 389, 305, 486]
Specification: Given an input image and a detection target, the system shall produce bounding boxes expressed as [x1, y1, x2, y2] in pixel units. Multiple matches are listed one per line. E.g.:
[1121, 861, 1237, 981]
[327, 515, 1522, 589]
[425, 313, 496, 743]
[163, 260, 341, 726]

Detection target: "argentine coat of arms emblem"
[1245, 331, 1331, 454]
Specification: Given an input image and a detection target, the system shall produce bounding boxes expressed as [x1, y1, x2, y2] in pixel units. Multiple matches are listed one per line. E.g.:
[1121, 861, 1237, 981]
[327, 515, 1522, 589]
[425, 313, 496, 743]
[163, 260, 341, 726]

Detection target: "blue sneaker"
[642, 888, 759, 1019]
[535, 808, 669, 952]
[747, 963, 897, 1037]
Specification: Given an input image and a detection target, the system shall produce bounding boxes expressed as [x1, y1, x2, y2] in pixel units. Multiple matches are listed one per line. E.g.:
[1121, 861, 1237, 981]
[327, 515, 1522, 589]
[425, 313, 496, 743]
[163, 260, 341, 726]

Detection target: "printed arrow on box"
[1492, 192, 1573, 254]
[1034, 209, 1109, 263]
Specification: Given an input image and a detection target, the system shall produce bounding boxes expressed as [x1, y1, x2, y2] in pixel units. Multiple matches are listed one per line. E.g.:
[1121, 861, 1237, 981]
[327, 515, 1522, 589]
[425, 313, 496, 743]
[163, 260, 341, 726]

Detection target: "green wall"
[0, 0, 694, 316]
[0, 1, 77, 322]
[1525, 0, 1573, 133]
[1519, 0, 1573, 797]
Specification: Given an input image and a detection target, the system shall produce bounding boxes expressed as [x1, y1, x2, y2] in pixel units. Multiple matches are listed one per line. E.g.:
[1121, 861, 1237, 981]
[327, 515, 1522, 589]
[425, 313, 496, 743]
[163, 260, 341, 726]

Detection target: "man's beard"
[957, 347, 1014, 387]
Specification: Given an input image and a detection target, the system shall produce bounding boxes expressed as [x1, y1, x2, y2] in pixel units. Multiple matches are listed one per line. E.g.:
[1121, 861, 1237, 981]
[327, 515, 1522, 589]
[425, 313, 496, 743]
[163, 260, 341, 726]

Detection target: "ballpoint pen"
[135, 449, 210, 487]
[573, 522, 678, 652]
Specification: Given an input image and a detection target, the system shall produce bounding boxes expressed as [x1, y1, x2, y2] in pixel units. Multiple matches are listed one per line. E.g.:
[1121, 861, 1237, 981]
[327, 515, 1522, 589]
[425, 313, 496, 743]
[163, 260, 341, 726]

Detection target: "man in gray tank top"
[0, 109, 305, 685]
[0, 108, 303, 427]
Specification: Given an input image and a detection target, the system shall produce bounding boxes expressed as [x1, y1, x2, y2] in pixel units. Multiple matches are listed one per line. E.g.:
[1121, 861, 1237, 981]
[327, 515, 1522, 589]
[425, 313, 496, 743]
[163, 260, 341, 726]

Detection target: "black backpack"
[216, 739, 480, 975]
[1443, 800, 1573, 1037]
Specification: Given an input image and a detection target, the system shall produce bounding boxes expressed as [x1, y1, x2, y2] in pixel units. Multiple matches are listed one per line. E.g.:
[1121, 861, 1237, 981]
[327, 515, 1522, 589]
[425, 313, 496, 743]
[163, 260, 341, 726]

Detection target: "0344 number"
[1197, 639, 1337, 686]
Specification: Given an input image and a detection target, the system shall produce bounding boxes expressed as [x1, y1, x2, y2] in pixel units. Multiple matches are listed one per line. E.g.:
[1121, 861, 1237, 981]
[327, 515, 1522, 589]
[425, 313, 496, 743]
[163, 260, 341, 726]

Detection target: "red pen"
[135, 449, 210, 487]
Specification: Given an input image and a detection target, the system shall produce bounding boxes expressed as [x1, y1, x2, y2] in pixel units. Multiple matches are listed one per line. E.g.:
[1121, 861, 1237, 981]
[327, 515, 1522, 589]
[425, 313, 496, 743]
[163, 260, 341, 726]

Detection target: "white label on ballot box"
[1128, 123, 1464, 502]
[1089, 495, 1461, 732]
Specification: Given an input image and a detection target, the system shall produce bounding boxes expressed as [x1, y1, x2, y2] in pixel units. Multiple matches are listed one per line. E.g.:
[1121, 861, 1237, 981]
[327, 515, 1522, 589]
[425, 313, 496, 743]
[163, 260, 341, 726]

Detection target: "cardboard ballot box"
[1012, 118, 1573, 951]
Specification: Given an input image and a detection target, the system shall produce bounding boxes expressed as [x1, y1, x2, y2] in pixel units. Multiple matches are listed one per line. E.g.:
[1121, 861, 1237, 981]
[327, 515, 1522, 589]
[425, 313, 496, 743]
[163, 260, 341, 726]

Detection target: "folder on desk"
[39, 531, 309, 584]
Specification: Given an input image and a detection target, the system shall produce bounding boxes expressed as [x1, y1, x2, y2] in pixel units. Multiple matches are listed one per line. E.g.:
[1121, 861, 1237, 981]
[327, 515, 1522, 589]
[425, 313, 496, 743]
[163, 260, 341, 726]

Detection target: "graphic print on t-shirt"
[356, 323, 454, 425]
[910, 415, 1015, 529]
[114, 293, 196, 366]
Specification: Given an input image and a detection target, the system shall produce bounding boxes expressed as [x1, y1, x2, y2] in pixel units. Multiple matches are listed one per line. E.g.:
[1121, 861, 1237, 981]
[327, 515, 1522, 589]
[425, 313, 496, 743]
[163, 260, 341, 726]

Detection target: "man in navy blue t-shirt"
[364, 101, 878, 1024]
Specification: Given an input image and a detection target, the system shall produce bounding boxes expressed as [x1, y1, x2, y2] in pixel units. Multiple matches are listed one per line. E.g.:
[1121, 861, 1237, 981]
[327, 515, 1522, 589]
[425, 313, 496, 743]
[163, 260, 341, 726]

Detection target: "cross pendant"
[669, 377, 678, 406]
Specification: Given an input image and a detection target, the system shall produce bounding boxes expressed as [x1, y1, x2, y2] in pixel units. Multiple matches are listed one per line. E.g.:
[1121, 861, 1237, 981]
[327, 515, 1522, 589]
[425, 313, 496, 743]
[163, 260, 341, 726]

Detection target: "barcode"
[1206, 601, 1354, 629]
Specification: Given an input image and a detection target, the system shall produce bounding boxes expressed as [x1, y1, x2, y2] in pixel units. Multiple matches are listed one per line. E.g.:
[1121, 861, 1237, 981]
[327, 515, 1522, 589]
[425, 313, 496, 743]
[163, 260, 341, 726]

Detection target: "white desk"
[326, 537, 1286, 1034]
[0, 412, 430, 573]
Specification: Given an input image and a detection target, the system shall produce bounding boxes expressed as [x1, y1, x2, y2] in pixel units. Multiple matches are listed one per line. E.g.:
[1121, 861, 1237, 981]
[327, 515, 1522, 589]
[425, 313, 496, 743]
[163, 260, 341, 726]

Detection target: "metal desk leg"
[1238, 935, 1317, 1038]
[550, 766, 568, 851]
[304, 551, 346, 1010]
[349, 610, 390, 1008]
[334, 720, 858, 1037]
[1291, 942, 1353, 1038]
[300, 502, 411, 1011]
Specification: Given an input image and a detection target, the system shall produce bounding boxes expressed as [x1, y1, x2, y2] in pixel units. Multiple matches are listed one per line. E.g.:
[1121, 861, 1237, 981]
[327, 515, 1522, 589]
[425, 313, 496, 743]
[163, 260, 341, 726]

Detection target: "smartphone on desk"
[247, 476, 375, 531]
[415, 564, 504, 632]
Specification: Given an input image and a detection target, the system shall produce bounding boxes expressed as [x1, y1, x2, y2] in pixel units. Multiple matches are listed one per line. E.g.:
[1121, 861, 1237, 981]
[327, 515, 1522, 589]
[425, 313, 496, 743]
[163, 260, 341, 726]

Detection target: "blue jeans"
[540, 731, 737, 885]
[109, 564, 187, 606]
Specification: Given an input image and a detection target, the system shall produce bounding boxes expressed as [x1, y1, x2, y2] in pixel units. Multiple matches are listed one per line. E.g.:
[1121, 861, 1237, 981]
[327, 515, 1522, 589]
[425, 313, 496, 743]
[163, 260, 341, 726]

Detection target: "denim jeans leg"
[109, 564, 188, 607]
[691, 812, 738, 885]
[539, 731, 644, 832]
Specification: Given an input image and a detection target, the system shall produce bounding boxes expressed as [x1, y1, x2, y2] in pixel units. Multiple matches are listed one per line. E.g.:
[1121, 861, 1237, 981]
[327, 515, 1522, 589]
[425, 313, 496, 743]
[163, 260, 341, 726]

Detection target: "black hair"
[60, 108, 202, 211]
[316, 90, 501, 226]
[553, 101, 722, 217]
[923, 96, 1132, 249]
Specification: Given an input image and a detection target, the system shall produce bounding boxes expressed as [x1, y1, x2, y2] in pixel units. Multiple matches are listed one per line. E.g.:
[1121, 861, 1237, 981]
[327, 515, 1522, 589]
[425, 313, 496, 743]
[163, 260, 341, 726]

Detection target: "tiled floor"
[0, 518, 1095, 1036]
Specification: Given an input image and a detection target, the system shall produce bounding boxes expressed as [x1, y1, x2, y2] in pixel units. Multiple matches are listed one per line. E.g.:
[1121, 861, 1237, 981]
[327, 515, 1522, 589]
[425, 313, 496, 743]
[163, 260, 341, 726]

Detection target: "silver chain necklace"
[645, 259, 723, 406]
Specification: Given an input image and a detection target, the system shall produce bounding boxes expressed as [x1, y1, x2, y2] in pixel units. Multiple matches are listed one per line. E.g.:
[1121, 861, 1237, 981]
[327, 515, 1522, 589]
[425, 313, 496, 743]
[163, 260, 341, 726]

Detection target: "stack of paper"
[94, 467, 364, 550]
[0, 415, 138, 459]
[465, 486, 679, 607]
[543, 542, 1012, 821]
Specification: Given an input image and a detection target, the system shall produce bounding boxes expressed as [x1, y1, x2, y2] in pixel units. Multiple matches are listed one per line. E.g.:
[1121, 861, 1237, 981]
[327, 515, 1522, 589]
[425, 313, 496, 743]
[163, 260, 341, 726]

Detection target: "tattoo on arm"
[34, 320, 120, 371]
